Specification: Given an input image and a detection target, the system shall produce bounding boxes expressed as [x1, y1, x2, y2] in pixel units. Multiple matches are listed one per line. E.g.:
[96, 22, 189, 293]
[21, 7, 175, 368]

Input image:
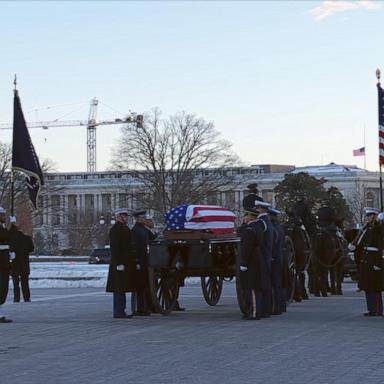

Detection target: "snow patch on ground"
[28, 263, 202, 288]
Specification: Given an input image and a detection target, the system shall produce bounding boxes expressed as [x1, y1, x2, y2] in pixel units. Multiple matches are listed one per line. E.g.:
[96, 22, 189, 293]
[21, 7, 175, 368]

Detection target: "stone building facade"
[34, 163, 381, 252]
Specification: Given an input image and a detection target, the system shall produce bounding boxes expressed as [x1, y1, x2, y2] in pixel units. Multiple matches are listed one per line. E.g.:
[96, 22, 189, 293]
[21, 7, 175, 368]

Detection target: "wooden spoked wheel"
[148, 267, 179, 315]
[201, 276, 224, 306]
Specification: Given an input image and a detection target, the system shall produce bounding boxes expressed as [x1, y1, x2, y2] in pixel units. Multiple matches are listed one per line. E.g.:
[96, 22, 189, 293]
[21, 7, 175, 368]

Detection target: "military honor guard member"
[349, 207, 384, 316]
[0, 207, 15, 323]
[254, 197, 274, 318]
[10, 226, 34, 303]
[269, 208, 284, 315]
[131, 210, 158, 316]
[106, 208, 137, 319]
[239, 197, 272, 320]
[242, 183, 259, 212]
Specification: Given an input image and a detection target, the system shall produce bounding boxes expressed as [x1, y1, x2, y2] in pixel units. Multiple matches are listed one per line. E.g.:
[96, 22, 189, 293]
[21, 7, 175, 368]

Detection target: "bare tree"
[346, 182, 367, 227]
[0, 140, 63, 232]
[111, 109, 240, 216]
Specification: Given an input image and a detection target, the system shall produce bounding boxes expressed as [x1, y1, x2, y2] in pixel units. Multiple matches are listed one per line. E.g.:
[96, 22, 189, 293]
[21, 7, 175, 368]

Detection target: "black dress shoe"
[113, 314, 133, 319]
[24, 299, 31, 302]
[174, 302, 185, 311]
[133, 311, 151, 316]
[242, 315, 260, 320]
[0, 316, 13, 323]
[13, 300, 20, 303]
[363, 312, 382, 317]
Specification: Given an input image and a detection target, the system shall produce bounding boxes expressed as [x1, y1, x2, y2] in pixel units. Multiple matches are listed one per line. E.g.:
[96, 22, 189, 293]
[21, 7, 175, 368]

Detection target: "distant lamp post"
[99, 214, 115, 225]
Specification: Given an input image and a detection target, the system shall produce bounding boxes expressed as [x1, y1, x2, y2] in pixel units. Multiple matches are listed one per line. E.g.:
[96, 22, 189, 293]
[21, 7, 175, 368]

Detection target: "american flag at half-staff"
[164, 205, 236, 234]
[378, 81, 384, 165]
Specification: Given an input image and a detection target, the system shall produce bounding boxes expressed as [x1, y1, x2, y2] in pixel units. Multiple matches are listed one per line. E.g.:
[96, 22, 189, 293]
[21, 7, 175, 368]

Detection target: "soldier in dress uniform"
[254, 197, 274, 318]
[0, 207, 15, 323]
[239, 206, 269, 320]
[349, 207, 384, 316]
[131, 210, 158, 316]
[106, 208, 137, 319]
[10, 227, 34, 303]
[269, 208, 284, 315]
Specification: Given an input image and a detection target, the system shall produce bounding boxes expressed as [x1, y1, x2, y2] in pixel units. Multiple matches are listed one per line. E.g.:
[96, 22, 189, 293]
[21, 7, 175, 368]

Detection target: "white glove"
[240, 265, 248, 272]
[348, 243, 356, 251]
[9, 252, 16, 260]
[373, 265, 382, 271]
[9, 216, 16, 223]
[136, 264, 141, 271]
[116, 264, 125, 271]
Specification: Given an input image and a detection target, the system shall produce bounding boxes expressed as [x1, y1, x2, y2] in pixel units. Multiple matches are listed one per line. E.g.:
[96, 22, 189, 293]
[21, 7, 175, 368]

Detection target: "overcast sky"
[1, 0, 383, 172]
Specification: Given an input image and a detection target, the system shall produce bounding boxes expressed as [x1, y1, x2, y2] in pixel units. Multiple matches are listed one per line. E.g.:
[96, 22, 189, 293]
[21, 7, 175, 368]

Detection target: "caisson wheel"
[148, 267, 179, 315]
[201, 276, 224, 306]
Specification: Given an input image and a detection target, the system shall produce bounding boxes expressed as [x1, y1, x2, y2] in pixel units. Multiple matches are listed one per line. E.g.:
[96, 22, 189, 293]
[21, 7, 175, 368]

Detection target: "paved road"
[1, 281, 383, 384]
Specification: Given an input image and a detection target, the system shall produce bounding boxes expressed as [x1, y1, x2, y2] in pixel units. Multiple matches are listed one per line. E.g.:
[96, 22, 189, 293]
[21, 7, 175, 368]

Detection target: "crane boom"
[0, 97, 143, 172]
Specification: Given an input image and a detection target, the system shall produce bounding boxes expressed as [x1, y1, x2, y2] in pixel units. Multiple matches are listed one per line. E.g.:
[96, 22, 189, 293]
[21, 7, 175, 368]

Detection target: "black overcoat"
[10, 230, 34, 276]
[0, 226, 11, 271]
[132, 223, 157, 289]
[106, 222, 137, 293]
[356, 222, 384, 292]
[239, 219, 269, 291]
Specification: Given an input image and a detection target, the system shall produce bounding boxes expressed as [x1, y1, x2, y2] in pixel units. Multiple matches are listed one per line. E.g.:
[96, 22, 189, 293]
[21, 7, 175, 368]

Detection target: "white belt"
[0, 245, 10, 250]
[364, 247, 379, 252]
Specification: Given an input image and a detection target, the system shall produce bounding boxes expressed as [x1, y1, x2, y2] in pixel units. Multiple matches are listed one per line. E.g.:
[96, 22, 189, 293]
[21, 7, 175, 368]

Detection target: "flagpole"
[363, 123, 367, 169]
[11, 75, 17, 216]
[377, 68, 383, 211]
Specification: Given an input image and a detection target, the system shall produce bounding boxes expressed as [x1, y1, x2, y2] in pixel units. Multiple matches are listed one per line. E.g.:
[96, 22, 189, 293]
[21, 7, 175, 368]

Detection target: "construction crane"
[0, 98, 144, 172]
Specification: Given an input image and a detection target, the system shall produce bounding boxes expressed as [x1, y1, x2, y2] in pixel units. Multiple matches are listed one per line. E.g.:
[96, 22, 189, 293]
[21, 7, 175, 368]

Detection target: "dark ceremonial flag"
[12, 90, 44, 209]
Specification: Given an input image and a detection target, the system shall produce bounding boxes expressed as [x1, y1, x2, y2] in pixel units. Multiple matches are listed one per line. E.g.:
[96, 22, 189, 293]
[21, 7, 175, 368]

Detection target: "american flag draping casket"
[164, 204, 236, 234]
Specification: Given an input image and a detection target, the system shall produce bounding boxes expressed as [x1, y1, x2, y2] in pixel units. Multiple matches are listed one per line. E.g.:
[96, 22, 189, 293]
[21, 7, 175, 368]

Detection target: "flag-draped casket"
[164, 205, 236, 235]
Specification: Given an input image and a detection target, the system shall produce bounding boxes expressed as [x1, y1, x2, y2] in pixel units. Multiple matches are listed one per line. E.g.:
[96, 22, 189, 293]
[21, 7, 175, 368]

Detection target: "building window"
[366, 191, 374, 207]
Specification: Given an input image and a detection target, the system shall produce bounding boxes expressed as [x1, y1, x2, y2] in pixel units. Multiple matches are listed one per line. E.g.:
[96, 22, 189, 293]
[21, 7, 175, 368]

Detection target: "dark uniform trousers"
[0, 233, 11, 305]
[244, 289, 263, 319]
[271, 221, 284, 314]
[365, 292, 383, 315]
[12, 275, 30, 302]
[239, 219, 268, 320]
[260, 214, 274, 317]
[132, 223, 157, 314]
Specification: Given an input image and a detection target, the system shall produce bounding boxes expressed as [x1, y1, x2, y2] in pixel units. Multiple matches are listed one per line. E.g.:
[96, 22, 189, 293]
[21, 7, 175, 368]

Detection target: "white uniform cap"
[114, 208, 129, 216]
[0, 207, 6, 214]
[364, 207, 380, 215]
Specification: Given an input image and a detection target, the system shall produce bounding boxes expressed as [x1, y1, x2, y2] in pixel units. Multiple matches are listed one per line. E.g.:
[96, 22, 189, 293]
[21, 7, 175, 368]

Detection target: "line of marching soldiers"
[238, 191, 287, 320]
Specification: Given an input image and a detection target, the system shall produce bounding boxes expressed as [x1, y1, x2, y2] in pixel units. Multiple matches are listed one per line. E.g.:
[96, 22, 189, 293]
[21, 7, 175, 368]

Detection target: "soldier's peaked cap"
[364, 207, 380, 216]
[0, 207, 5, 213]
[114, 208, 129, 215]
[133, 210, 152, 219]
[247, 183, 258, 190]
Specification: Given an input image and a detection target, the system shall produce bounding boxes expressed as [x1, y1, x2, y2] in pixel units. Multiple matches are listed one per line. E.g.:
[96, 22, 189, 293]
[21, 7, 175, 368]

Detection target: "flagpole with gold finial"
[377, 68, 383, 211]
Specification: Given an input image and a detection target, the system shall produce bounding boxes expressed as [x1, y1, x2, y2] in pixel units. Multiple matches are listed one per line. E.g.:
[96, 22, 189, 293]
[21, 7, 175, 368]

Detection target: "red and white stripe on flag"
[378, 83, 384, 165]
[380, 125, 384, 165]
[353, 147, 365, 156]
[185, 205, 236, 234]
